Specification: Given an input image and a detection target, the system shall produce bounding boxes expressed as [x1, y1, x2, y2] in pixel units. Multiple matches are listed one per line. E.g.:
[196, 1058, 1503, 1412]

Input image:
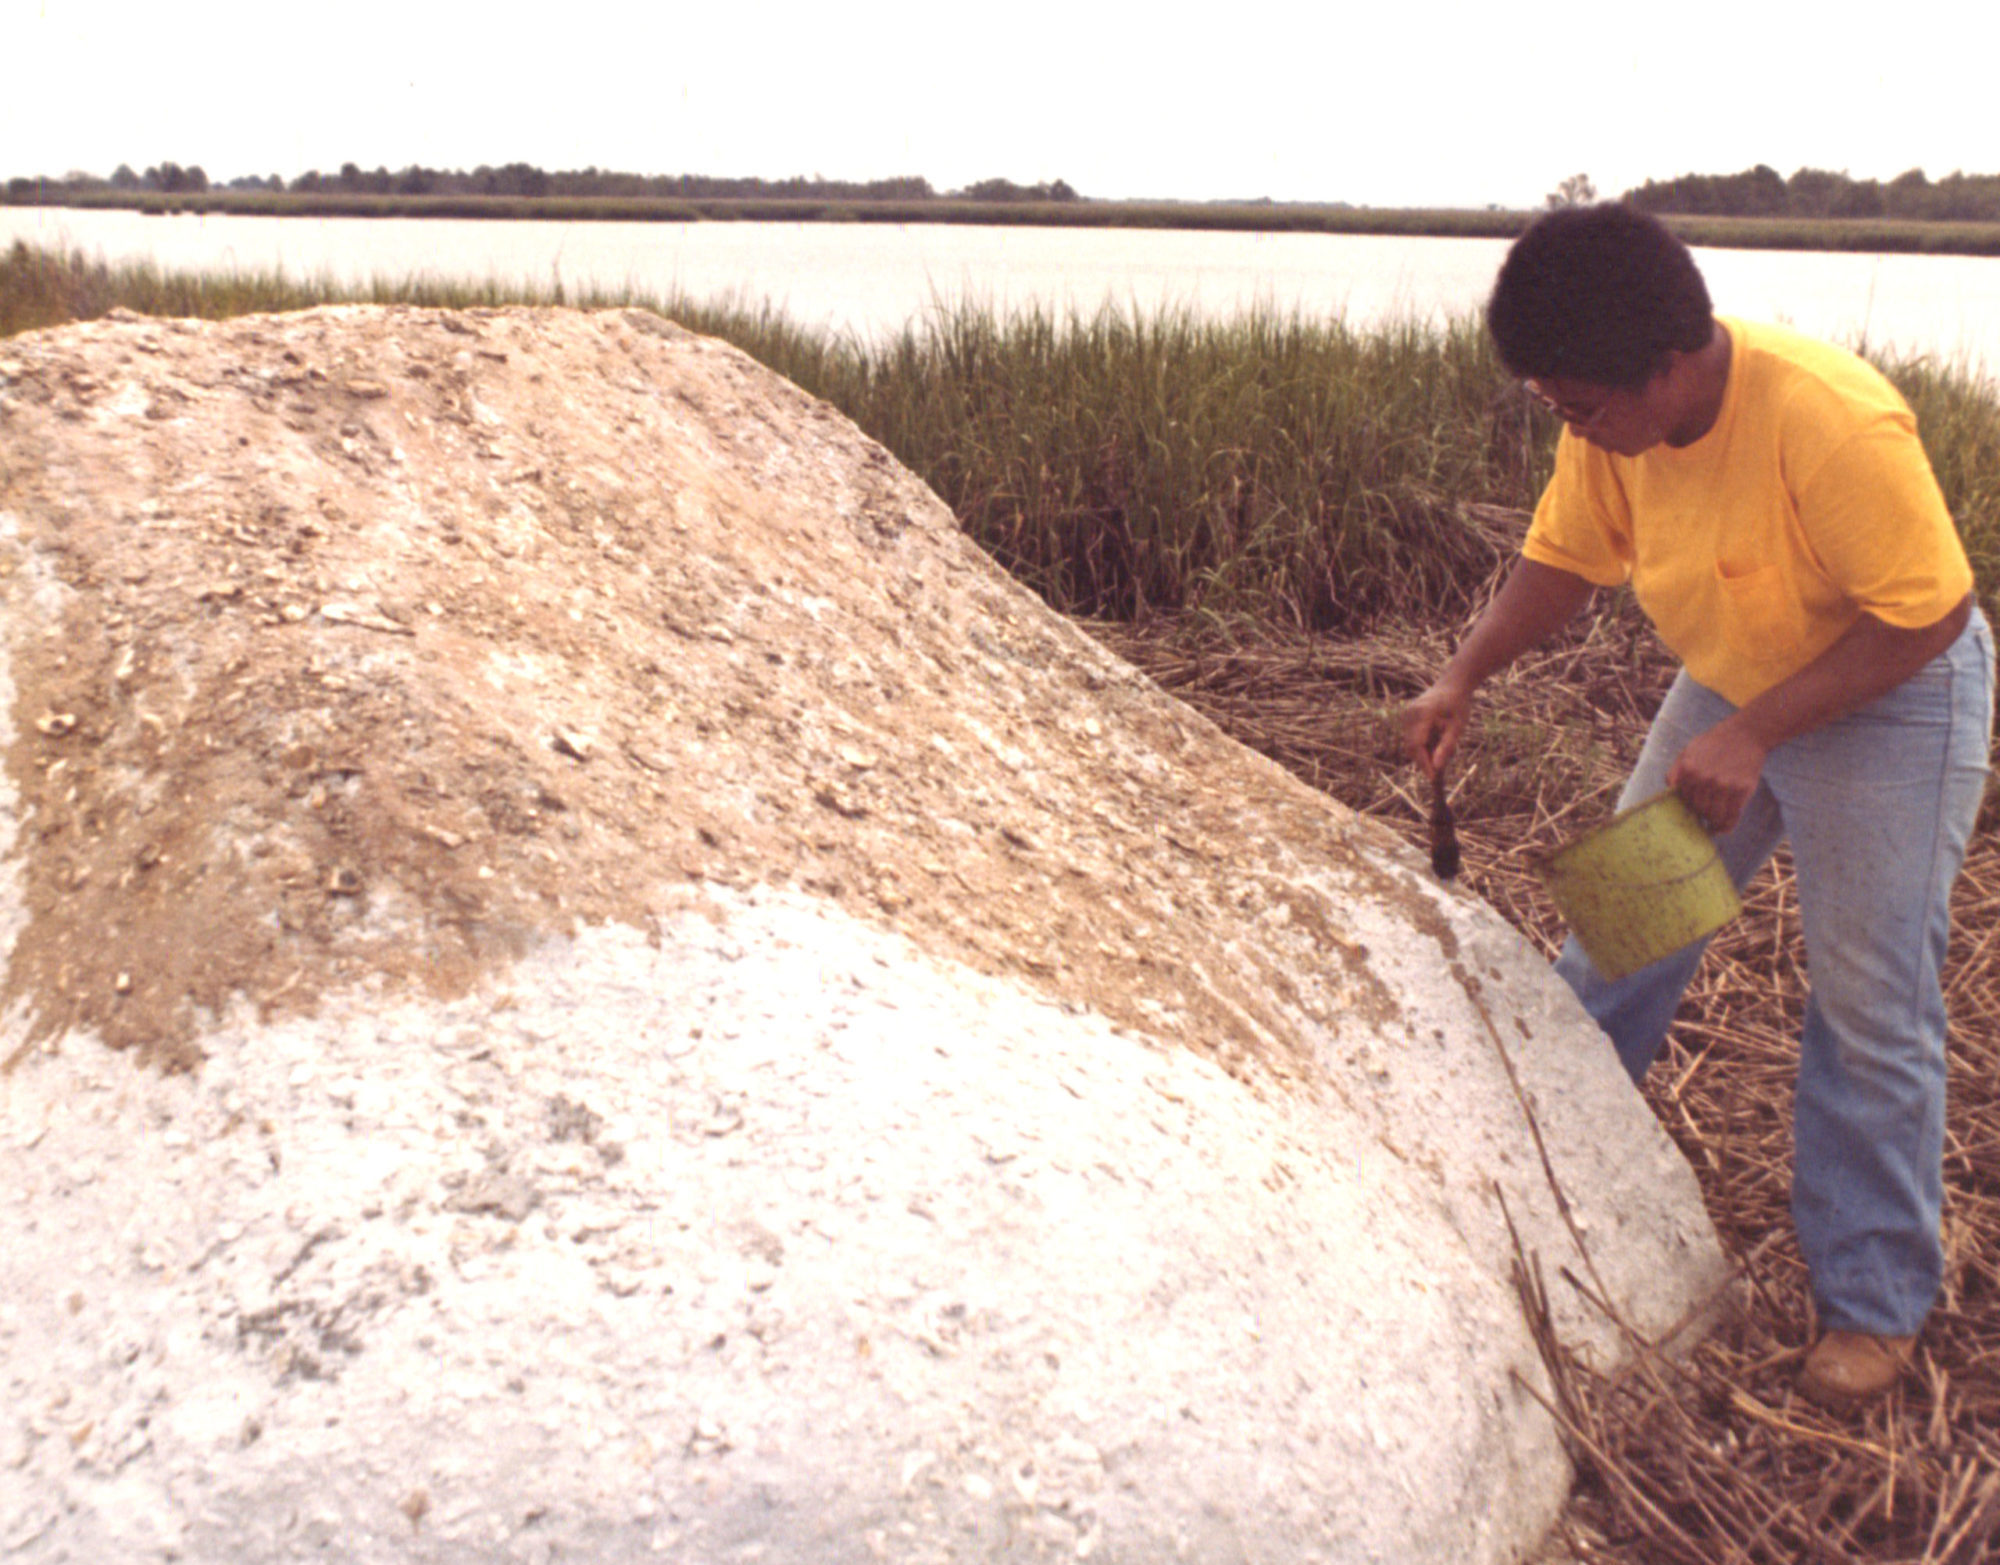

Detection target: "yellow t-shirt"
[1520, 317, 1973, 707]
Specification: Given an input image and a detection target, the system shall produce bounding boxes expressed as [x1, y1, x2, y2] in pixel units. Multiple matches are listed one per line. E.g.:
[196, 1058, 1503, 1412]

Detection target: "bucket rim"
[1531, 788, 1712, 877]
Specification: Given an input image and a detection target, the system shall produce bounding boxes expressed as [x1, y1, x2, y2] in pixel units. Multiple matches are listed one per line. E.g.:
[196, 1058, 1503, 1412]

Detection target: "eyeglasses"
[1523, 378, 1617, 431]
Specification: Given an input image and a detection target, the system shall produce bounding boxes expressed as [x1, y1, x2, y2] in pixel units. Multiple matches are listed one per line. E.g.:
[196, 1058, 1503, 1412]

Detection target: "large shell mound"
[0, 306, 1724, 1564]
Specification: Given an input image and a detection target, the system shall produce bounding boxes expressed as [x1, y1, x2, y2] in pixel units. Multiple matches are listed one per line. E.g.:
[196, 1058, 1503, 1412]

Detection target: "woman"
[1402, 204, 1993, 1408]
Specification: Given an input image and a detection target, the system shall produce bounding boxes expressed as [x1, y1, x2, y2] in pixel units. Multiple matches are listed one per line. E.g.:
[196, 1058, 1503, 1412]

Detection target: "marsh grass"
[0, 237, 593, 336]
[791, 303, 1553, 628]
[1882, 349, 2000, 601]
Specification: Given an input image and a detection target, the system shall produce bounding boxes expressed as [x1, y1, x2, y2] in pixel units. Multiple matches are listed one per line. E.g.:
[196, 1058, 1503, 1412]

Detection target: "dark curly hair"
[1486, 205, 1713, 389]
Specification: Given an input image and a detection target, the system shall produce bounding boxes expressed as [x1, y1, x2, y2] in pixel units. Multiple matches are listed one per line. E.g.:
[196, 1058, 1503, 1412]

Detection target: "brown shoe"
[1799, 1330, 1916, 1408]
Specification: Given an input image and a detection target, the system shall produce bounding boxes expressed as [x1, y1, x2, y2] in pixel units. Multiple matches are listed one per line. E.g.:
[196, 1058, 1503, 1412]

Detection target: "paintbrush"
[1429, 766, 1461, 881]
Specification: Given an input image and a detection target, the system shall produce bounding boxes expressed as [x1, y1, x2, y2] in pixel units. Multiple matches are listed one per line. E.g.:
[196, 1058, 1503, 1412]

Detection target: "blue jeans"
[1554, 609, 1995, 1336]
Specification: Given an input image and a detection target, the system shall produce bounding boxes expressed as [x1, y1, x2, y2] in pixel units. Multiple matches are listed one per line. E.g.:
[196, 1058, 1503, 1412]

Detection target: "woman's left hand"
[1667, 717, 1769, 836]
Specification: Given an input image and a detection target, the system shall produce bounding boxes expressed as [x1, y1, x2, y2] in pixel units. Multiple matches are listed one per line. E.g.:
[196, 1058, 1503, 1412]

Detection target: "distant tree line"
[4, 163, 1083, 204]
[1622, 165, 2000, 223]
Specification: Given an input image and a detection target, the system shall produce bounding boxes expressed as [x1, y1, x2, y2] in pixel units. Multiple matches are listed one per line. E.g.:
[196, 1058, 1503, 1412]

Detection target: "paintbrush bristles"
[1430, 769, 1461, 880]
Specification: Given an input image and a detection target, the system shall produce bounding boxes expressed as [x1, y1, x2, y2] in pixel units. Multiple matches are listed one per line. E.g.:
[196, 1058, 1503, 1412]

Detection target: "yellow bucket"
[1536, 791, 1741, 980]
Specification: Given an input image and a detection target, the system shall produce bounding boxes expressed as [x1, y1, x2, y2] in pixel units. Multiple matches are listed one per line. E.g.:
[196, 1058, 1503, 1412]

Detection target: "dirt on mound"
[0, 304, 1415, 1073]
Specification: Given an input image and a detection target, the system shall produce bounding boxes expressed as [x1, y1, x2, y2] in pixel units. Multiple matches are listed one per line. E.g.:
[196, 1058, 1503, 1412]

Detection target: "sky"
[8, 1, 2000, 210]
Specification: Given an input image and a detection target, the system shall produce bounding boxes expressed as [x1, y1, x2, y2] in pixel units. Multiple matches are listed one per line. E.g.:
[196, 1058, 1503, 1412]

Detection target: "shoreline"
[10, 192, 2000, 258]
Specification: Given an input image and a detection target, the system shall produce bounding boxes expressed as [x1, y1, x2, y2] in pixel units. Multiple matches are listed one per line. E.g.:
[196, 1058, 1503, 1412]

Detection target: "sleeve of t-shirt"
[1790, 412, 1973, 629]
[1519, 431, 1637, 588]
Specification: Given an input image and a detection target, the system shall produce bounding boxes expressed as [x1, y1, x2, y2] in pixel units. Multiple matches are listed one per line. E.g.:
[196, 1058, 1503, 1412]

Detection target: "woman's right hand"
[1400, 674, 1474, 779]
[1395, 559, 1594, 781]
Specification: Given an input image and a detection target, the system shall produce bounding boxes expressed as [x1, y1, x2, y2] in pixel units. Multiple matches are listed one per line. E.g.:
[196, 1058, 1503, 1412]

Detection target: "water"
[7, 206, 2000, 370]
